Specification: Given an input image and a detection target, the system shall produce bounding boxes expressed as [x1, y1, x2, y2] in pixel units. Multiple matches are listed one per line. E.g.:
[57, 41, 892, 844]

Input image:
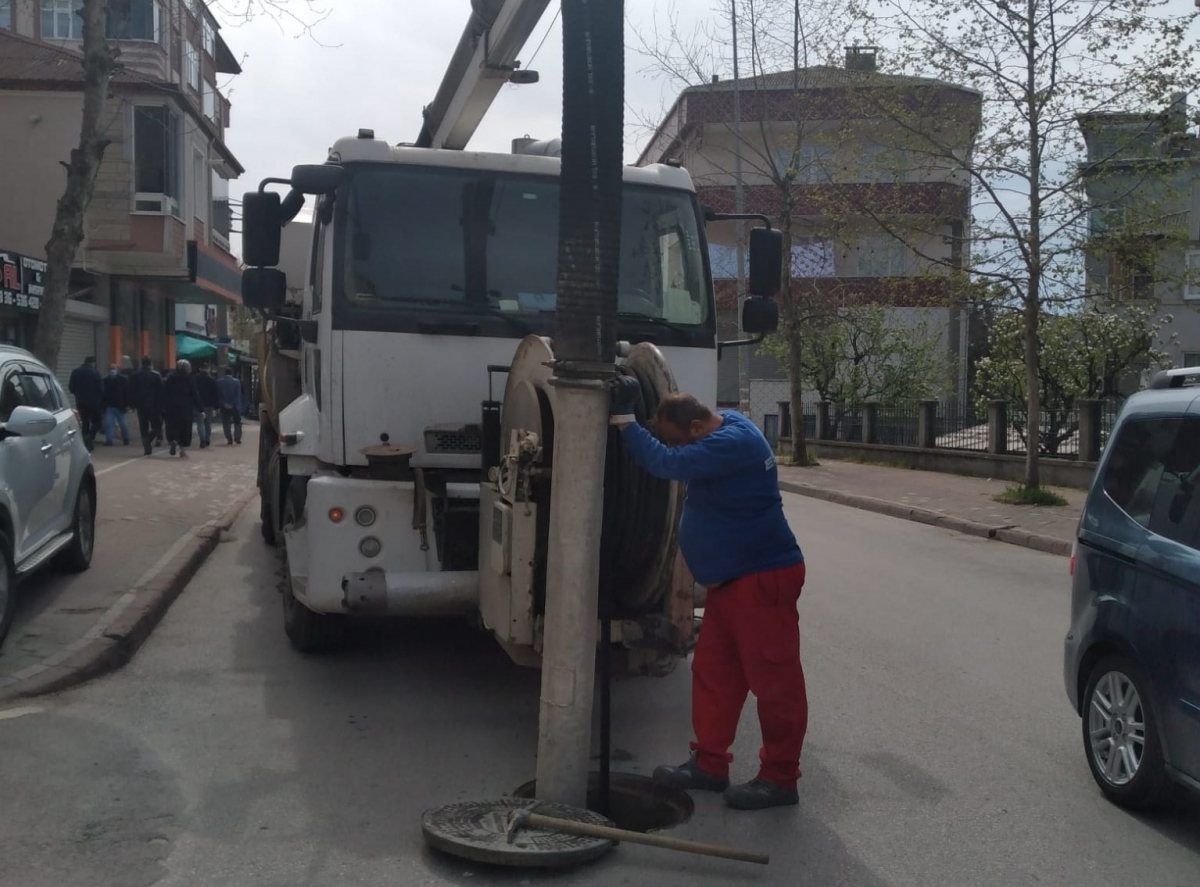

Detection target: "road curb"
[4, 489, 257, 701]
[778, 481, 1073, 557]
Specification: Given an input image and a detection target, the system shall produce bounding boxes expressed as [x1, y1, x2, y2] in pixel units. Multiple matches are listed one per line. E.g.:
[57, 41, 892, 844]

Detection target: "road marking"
[96, 454, 148, 477]
[0, 704, 46, 721]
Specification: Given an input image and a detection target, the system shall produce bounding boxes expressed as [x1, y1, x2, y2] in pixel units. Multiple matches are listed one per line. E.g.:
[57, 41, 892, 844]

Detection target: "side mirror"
[742, 298, 779, 335]
[748, 227, 784, 297]
[242, 268, 288, 312]
[4, 405, 57, 437]
[242, 191, 283, 267]
[290, 164, 344, 195]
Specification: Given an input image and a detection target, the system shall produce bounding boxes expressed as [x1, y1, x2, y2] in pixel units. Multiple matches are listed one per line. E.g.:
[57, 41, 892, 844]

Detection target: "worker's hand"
[609, 376, 640, 427]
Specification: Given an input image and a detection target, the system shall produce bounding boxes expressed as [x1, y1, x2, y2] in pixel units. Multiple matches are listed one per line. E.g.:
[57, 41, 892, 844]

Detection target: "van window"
[1102, 416, 1200, 550]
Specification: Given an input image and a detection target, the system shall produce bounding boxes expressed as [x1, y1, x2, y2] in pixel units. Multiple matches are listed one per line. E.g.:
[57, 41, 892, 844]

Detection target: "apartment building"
[0, 0, 242, 389]
[638, 47, 981, 415]
[1080, 96, 1200, 372]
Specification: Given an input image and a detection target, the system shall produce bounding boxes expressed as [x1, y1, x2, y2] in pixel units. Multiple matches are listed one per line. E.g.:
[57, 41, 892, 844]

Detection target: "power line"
[524, 3, 560, 70]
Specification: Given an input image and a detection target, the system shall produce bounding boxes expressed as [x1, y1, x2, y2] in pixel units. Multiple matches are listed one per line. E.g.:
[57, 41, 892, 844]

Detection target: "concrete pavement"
[1, 492, 1195, 886]
[0, 424, 258, 700]
[779, 460, 1083, 556]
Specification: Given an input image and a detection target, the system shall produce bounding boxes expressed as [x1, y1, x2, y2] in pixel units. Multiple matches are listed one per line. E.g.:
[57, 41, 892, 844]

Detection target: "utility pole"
[733, 1, 750, 415]
[535, 0, 624, 809]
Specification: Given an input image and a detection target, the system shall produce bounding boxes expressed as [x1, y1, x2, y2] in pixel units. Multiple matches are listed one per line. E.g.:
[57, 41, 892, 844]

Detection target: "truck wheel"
[280, 481, 345, 653]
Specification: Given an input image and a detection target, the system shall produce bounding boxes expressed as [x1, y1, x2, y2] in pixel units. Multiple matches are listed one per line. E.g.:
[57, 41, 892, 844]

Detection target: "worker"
[130, 356, 164, 456]
[610, 382, 807, 811]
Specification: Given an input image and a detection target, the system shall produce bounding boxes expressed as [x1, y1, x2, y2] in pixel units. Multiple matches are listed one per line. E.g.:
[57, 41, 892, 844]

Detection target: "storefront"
[0, 249, 47, 351]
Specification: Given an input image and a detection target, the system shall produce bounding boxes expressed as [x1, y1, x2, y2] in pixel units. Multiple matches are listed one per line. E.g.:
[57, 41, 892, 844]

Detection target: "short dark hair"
[84, 356, 95, 365]
[141, 356, 153, 367]
[224, 368, 233, 376]
[655, 392, 713, 429]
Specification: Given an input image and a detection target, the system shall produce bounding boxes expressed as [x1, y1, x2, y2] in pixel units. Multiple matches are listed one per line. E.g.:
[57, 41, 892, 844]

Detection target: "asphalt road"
[1, 493, 1196, 886]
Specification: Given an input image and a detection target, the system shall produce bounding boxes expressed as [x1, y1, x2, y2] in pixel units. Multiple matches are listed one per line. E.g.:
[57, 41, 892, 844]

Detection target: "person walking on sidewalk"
[610, 385, 807, 811]
[192, 363, 219, 449]
[130, 356, 164, 456]
[216, 367, 244, 445]
[68, 356, 104, 450]
[101, 364, 131, 446]
[163, 359, 201, 457]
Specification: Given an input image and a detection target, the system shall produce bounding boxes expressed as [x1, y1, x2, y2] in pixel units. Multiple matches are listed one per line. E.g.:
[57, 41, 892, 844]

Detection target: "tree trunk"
[33, 0, 114, 372]
[1021, 0, 1041, 491]
[778, 208, 812, 466]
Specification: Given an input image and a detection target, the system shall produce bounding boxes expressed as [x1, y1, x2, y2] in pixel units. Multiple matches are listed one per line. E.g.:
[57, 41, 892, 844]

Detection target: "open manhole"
[512, 771, 693, 833]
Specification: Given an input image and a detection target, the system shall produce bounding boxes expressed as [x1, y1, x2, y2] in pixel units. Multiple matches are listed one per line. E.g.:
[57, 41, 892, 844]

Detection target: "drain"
[512, 771, 693, 833]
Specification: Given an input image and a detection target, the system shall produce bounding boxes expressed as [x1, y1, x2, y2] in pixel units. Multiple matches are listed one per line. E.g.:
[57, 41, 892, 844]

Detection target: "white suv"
[0, 346, 96, 646]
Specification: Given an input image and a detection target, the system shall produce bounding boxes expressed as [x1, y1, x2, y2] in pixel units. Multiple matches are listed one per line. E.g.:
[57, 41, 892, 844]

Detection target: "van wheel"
[1082, 655, 1170, 811]
[57, 480, 96, 573]
[280, 481, 345, 653]
[0, 532, 15, 647]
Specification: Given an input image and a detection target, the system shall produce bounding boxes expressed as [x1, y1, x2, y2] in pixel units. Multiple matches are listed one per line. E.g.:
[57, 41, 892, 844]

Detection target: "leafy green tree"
[975, 304, 1173, 454]
[761, 302, 952, 430]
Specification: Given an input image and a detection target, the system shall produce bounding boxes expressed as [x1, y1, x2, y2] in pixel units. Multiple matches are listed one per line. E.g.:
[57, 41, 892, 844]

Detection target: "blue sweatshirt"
[620, 411, 803, 586]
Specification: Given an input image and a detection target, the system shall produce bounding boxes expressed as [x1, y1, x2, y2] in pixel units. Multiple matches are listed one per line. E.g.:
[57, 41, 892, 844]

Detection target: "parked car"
[0, 346, 97, 646]
[1064, 366, 1200, 810]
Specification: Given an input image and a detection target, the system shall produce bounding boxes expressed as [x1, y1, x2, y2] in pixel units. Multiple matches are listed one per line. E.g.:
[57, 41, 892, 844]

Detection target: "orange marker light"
[328, 507, 345, 523]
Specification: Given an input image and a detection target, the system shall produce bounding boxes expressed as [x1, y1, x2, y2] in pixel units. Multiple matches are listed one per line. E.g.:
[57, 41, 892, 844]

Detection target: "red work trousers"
[690, 561, 808, 790]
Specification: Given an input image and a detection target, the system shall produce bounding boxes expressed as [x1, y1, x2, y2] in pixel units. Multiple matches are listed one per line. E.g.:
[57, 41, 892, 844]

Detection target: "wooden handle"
[524, 813, 769, 865]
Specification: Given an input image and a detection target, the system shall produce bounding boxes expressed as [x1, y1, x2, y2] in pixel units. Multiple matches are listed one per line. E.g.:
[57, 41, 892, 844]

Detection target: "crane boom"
[416, 0, 553, 150]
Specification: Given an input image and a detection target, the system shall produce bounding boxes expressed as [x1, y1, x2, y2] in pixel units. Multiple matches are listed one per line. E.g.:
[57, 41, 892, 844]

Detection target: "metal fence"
[935, 402, 987, 451]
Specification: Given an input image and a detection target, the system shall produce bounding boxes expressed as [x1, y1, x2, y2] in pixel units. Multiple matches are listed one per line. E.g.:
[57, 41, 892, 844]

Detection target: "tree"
[975, 303, 1173, 454]
[32, 0, 328, 372]
[849, 0, 1200, 488]
[633, 0, 851, 466]
[761, 301, 952, 432]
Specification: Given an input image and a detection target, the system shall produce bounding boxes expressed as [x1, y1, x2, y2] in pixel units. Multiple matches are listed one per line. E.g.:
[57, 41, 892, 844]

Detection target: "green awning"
[176, 333, 218, 360]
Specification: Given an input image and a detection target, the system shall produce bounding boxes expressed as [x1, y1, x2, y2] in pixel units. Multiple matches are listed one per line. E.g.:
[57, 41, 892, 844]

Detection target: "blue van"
[1064, 367, 1200, 810]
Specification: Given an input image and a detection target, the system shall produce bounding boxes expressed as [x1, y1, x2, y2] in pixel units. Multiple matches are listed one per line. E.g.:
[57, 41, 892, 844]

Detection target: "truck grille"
[425, 425, 482, 454]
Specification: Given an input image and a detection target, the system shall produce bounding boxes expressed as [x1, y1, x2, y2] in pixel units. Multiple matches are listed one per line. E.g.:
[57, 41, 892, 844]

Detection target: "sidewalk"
[0, 424, 259, 700]
[777, 459, 1083, 556]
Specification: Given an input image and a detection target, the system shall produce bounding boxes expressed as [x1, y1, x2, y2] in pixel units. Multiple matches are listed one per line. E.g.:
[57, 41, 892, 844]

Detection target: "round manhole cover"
[422, 798, 615, 869]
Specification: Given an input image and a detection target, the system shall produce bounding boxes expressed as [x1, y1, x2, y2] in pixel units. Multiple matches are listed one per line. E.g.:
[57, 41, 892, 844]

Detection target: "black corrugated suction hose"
[599, 364, 675, 617]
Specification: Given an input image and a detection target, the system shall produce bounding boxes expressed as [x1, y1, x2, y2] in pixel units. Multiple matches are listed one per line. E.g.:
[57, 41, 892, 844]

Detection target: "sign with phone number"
[0, 250, 46, 313]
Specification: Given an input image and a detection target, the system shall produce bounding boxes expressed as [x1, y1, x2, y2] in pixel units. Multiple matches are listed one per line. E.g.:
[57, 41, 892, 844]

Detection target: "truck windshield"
[333, 164, 712, 339]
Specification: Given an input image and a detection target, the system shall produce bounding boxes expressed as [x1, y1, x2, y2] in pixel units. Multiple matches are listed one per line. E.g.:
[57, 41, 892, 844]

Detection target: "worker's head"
[655, 393, 719, 447]
[108, 364, 119, 375]
[223, 367, 234, 377]
[177, 359, 191, 374]
[83, 356, 95, 367]
[141, 356, 153, 368]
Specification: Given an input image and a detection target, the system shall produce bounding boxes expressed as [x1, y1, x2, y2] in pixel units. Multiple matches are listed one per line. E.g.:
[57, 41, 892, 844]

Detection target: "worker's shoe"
[652, 755, 729, 792]
[722, 778, 799, 811]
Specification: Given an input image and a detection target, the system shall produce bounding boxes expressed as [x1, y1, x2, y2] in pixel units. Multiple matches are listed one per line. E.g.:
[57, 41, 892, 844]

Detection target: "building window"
[0, 1, 11, 30]
[860, 144, 906, 184]
[185, 43, 200, 91]
[42, 0, 83, 40]
[1186, 251, 1200, 300]
[858, 234, 909, 277]
[202, 18, 215, 56]
[192, 149, 208, 225]
[133, 105, 181, 215]
[202, 82, 217, 121]
[775, 142, 833, 184]
[107, 0, 161, 41]
[1184, 352, 1200, 369]
[211, 171, 231, 251]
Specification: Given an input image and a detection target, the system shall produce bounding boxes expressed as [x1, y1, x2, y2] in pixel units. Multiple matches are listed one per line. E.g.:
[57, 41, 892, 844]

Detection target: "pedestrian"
[216, 367, 245, 445]
[130, 356, 164, 456]
[67, 356, 104, 450]
[610, 385, 807, 811]
[163, 359, 202, 457]
[101, 363, 131, 446]
[192, 363, 219, 449]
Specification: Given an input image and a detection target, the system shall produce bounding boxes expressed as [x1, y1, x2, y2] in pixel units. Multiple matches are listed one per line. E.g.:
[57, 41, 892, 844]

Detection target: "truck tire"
[280, 480, 345, 653]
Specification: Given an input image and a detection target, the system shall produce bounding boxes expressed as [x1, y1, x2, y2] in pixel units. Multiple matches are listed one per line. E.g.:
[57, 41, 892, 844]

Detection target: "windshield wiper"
[617, 312, 694, 337]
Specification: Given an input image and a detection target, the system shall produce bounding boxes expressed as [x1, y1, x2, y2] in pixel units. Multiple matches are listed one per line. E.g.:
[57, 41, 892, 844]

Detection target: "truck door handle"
[40, 443, 53, 454]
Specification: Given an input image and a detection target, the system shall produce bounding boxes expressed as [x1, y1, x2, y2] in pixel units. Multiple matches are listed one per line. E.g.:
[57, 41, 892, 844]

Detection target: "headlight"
[359, 536, 382, 558]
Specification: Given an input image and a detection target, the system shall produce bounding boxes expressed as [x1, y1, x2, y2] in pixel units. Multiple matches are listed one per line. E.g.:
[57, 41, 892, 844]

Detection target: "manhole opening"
[512, 771, 693, 833]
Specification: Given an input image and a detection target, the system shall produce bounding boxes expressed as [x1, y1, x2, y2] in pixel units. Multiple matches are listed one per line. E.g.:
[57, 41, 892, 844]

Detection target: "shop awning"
[176, 333, 218, 360]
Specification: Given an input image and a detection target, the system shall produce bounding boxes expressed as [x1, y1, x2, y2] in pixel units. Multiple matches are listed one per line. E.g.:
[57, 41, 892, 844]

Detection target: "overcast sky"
[213, 0, 725, 204]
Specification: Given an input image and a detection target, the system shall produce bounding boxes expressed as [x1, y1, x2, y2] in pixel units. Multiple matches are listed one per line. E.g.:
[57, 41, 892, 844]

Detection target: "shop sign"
[0, 250, 46, 312]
